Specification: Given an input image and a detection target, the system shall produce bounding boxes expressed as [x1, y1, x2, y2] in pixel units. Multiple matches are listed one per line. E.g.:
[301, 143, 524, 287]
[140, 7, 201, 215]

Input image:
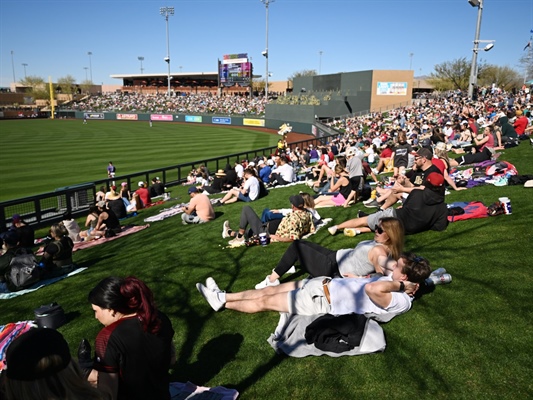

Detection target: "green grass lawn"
[1, 121, 532, 399]
[0, 119, 280, 201]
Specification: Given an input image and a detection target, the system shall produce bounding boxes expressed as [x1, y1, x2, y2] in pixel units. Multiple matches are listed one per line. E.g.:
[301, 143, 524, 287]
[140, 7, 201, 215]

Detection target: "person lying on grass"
[222, 194, 315, 247]
[196, 252, 431, 321]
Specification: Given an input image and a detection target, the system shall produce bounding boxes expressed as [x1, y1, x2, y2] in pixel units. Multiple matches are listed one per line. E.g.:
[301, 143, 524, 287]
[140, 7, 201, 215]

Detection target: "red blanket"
[72, 224, 150, 251]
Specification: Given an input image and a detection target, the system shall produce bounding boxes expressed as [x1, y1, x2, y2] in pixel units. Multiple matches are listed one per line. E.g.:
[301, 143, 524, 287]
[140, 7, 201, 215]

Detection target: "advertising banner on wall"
[84, 113, 104, 119]
[185, 116, 202, 123]
[243, 118, 265, 127]
[212, 117, 231, 125]
[117, 114, 138, 120]
[376, 82, 408, 96]
[150, 114, 173, 121]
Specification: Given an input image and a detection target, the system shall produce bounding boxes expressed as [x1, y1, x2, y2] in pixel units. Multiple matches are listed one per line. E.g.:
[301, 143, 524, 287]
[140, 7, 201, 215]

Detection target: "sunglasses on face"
[375, 226, 384, 234]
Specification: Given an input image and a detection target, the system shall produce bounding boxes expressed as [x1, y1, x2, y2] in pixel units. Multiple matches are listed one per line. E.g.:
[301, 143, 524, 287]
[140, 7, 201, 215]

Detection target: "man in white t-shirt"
[196, 253, 431, 319]
[216, 168, 260, 205]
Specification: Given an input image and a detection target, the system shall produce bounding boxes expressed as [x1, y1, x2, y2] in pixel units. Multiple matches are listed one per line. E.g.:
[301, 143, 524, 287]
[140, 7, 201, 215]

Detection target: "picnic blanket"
[447, 201, 488, 222]
[0, 321, 35, 370]
[267, 312, 386, 357]
[0, 267, 88, 300]
[72, 224, 150, 251]
[170, 381, 239, 400]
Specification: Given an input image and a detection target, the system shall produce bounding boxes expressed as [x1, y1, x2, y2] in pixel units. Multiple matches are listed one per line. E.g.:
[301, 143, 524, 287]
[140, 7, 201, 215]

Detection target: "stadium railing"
[0, 133, 342, 232]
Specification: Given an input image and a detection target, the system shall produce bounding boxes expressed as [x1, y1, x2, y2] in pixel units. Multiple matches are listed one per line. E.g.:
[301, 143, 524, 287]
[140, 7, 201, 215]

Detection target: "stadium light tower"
[138, 56, 145, 74]
[160, 6, 174, 97]
[319, 50, 323, 75]
[11, 51, 16, 83]
[84, 67, 88, 81]
[22, 63, 28, 79]
[261, 0, 274, 99]
[87, 52, 93, 83]
[467, 0, 483, 99]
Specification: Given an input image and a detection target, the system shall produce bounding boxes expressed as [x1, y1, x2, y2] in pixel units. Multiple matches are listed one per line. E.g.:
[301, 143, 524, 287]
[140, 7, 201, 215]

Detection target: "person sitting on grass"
[329, 172, 448, 236]
[196, 252, 431, 321]
[254, 217, 404, 289]
[215, 167, 260, 205]
[181, 186, 215, 225]
[80, 205, 100, 241]
[92, 201, 122, 238]
[313, 164, 352, 207]
[222, 194, 314, 247]
[3, 328, 109, 400]
[136, 181, 152, 207]
[40, 223, 76, 278]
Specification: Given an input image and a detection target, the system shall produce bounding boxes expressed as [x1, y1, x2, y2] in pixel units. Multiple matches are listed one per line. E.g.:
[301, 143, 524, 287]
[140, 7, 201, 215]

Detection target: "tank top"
[335, 240, 386, 276]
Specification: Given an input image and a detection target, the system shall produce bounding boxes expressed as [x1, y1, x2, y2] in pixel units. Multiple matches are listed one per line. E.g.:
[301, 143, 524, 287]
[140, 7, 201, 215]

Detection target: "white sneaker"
[196, 283, 225, 311]
[328, 226, 338, 235]
[228, 236, 246, 247]
[255, 276, 280, 290]
[206, 277, 221, 292]
[287, 266, 297, 274]
[222, 221, 231, 238]
[343, 228, 359, 237]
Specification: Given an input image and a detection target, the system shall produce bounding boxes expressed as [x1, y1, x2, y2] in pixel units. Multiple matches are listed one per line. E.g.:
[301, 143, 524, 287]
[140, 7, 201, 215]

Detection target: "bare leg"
[379, 192, 401, 210]
[335, 216, 372, 233]
[226, 281, 299, 302]
[225, 292, 290, 313]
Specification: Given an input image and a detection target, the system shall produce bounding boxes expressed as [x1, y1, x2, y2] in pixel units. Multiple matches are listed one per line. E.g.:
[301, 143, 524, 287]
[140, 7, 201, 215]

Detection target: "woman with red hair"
[87, 276, 175, 400]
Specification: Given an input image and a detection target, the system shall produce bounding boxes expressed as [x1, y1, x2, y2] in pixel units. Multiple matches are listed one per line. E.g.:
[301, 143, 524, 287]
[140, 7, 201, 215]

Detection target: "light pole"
[160, 6, 174, 97]
[84, 67, 89, 81]
[10, 51, 16, 83]
[138, 56, 145, 74]
[467, 0, 484, 99]
[319, 50, 323, 75]
[87, 52, 93, 83]
[261, 0, 274, 99]
[22, 63, 28, 79]
[409, 52, 414, 70]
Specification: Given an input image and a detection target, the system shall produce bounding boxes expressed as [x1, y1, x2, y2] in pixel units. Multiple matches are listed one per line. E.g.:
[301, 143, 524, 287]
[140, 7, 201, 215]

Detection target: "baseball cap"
[188, 186, 198, 194]
[415, 148, 433, 159]
[138, 181, 144, 187]
[426, 172, 444, 187]
[289, 194, 305, 209]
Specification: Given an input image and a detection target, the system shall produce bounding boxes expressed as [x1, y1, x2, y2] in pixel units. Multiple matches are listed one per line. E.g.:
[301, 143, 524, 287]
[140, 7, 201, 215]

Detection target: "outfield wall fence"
[0, 131, 343, 232]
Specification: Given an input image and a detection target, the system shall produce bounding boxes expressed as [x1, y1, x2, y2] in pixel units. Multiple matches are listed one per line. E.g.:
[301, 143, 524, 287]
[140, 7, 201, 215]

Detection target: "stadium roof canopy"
[110, 72, 219, 87]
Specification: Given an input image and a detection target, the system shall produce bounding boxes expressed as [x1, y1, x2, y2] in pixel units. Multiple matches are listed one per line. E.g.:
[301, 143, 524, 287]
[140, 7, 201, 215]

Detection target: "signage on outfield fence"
[84, 113, 104, 119]
[185, 116, 202, 123]
[243, 118, 265, 127]
[117, 114, 138, 120]
[212, 117, 231, 125]
[150, 114, 173, 121]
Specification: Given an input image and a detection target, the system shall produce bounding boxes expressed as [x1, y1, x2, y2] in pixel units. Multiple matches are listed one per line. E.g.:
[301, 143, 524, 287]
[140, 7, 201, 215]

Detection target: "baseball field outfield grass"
[0, 119, 280, 201]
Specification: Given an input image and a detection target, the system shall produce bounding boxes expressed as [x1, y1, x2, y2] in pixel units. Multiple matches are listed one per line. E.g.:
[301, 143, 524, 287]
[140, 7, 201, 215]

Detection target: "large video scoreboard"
[219, 53, 252, 87]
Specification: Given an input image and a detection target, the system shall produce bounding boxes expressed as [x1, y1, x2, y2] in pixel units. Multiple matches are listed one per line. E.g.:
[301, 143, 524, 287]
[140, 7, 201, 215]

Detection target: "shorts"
[332, 193, 346, 206]
[287, 278, 332, 315]
[238, 192, 253, 202]
[366, 208, 397, 230]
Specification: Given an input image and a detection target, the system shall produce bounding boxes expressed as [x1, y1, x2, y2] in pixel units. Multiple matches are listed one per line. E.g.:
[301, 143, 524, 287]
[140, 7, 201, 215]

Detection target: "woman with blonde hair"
[255, 217, 404, 288]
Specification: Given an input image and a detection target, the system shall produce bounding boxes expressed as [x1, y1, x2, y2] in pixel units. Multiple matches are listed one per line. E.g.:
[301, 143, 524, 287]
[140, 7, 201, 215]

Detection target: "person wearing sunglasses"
[254, 217, 404, 289]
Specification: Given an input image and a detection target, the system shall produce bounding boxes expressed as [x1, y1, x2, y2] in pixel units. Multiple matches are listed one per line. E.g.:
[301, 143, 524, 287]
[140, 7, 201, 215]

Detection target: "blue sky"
[1, 0, 532, 87]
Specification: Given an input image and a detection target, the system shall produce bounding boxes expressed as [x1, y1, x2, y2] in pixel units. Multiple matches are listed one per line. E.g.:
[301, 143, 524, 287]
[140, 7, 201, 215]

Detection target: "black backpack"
[7, 249, 41, 291]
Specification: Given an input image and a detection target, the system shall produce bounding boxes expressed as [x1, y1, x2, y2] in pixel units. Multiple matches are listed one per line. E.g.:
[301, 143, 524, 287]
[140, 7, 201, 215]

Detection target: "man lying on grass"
[197, 253, 431, 320]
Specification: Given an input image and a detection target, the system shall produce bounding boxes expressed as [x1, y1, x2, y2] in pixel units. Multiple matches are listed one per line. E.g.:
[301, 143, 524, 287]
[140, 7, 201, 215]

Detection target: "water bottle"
[425, 273, 452, 286]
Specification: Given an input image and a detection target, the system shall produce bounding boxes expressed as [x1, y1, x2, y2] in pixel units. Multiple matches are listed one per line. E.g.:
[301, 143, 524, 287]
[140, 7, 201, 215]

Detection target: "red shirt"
[381, 148, 393, 158]
[136, 187, 151, 207]
[513, 116, 528, 134]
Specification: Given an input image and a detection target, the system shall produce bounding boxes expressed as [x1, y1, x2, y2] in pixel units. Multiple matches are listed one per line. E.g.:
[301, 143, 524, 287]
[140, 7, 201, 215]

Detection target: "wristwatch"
[398, 281, 405, 292]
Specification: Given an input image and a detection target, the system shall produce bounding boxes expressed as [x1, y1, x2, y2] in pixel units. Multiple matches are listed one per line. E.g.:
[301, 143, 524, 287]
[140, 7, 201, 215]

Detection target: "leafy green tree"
[19, 75, 49, 100]
[517, 50, 533, 82]
[56, 75, 77, 99]
[288, 69, 317, 83]
[479, 65, 522, 91]
[427, 57, 473, 91]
